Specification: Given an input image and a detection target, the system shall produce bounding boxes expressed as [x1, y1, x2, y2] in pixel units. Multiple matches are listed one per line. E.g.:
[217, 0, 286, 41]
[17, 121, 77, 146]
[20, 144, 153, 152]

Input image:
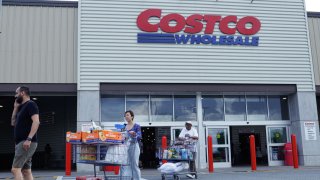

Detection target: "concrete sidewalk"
[1, 166, 320, 180]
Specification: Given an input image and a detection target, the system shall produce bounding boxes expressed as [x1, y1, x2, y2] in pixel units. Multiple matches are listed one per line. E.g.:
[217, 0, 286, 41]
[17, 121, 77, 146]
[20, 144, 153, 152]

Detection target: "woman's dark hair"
[125, 110, 134, 120]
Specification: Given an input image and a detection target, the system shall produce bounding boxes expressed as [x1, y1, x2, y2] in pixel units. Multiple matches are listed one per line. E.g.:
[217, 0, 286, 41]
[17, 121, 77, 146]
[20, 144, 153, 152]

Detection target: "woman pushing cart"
[120, 110, 142, 180]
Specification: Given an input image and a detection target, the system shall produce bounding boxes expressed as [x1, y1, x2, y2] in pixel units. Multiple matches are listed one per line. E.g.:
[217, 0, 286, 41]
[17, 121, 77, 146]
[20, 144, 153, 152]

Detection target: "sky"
[62, 0, 319, 12]
[305, 0, 320, 12]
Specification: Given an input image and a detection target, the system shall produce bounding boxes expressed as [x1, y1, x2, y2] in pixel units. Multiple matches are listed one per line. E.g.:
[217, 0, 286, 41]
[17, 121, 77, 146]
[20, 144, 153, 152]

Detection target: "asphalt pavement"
[1, 166, 320, 180]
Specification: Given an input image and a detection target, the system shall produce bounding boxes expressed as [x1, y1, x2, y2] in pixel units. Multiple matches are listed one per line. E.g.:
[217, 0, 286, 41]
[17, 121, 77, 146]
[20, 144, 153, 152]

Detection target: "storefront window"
[225, 96, 246, 121]
[208, 128, 228, 145]
[269, 146, 284, 161]
[269, 127, 287, 143]
[202, 95, 224, 121]
[247, 96, 268, 121]
[101, 94, 290, 123]
[213, 147, 229, 162]
[208, 128, 230, 163]
[268, 96, 289, 120]
[101, 95, 125, 122]
[172, 129, 182, 141]
[126, 95, 149, 122]
[174, 95, 197, 121]
[151, 95, 173, 122]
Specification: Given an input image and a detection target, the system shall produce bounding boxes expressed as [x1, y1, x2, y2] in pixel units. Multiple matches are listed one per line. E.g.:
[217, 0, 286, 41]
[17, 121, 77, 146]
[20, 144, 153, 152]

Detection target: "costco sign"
[136, 9, 261, 46]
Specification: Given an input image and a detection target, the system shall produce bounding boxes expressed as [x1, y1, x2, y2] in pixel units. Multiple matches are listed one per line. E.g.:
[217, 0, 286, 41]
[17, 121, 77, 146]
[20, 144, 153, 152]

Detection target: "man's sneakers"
[186, 174, 195, 179]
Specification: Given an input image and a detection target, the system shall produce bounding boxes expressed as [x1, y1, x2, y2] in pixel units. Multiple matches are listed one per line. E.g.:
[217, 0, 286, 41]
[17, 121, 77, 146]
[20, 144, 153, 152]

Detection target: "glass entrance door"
[171, 127, 184, 142]
[206, 127, 231, 168]
[266, 126, 289, 166]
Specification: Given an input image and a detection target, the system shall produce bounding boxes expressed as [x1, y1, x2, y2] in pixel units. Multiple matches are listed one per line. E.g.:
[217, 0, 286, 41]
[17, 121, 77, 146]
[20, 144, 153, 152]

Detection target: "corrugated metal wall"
[0, 5, 78, 83]
[309, 17, 320, 85]
[79, 0, 314, 91]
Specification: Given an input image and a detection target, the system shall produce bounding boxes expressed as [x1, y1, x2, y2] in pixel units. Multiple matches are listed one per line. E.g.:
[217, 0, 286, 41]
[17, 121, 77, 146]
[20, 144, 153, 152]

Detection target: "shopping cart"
[72, 137, 131, 180]
[159, 139, 198, 180]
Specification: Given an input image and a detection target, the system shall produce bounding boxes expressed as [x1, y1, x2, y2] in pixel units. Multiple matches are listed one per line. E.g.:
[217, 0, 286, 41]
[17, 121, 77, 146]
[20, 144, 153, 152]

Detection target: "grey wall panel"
[309, 17, 320, 85]
[79, 0, 314, 92]
[0, 6, 77, 83]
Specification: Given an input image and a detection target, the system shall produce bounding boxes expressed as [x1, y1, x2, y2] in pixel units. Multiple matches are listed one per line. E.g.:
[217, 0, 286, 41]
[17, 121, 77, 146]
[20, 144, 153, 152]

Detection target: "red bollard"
[114, 166, 120, 175]
[207, 136, 214, 173]
[250, 135, 257, 171]
[162, 136, 167, 164]
[65, 142, 71, 176]
[291, 134, 299, 169]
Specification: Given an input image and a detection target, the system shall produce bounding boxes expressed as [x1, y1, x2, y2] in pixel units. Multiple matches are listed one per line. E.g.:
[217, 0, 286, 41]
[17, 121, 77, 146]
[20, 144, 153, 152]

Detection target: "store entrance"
[230, 126, 268, 166]
[0, 96, 77, 170]
[139, 127, 170, 169]
[140, 127, 156, 169]
[140, 127, 171, 169]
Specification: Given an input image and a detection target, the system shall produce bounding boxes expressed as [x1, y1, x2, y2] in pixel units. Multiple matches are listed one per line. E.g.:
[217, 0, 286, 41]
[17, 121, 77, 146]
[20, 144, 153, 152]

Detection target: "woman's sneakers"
[186, 174, 195, 179]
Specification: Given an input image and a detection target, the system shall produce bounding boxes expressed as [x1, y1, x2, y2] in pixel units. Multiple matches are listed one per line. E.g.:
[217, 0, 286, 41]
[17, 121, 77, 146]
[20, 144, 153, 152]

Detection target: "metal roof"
[2, 0, 78, 7]
[308, 12, 320, 18]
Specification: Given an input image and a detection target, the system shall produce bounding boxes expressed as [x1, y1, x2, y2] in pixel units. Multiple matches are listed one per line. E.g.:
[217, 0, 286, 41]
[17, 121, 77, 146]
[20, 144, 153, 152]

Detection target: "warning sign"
[304, 122, 317, 141]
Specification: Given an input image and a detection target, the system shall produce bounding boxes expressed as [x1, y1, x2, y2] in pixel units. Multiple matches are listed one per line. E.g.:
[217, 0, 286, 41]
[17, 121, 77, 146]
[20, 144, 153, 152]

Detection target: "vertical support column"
[289, 92, 320, 166]
[77, 90, 100, 172]
[196, 92, 207, 169]
[207, 136, 214, 173]
[65, 142, 71, 176]
[250, 135, 257, 171]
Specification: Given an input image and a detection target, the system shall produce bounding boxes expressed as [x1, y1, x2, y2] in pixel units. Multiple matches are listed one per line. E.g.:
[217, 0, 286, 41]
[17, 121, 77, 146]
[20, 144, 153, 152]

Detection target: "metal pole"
[65, 142, 72, 176]
[208, 136, 214, 173]
[162, 136, 167, 164]
[250, 135, 257, 171]
[291, 134, 299, 169]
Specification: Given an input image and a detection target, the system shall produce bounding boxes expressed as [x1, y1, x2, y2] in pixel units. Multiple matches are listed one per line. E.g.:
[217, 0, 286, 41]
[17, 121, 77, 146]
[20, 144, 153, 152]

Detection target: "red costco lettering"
[160, 13, 186, 33]
[136, 9, 261, 35]
[184, 14, 203, 34]
[237, 16, 261, 35]
[219, 15, 237, 35]
[136, 9, 161, 32]
[203, 15, 221, 34]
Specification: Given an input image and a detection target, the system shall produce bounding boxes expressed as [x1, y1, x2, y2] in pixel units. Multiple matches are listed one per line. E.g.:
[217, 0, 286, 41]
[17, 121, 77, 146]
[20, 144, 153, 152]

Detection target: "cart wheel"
[161, 174, 165, 180]
[173, 175, 180, 180]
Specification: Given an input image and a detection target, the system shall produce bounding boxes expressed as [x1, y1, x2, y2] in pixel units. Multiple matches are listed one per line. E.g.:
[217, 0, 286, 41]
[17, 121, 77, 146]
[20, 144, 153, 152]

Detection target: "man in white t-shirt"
[178, 121, 198, 179]
[178, 121, 198, 141]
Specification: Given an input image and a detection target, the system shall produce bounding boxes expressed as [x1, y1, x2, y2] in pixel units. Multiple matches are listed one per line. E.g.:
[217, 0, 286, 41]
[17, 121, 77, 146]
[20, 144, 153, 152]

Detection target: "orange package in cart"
[108, 131, 122, 140]
[99, 130, 122, 143]
[82, 131, 99, 143]
[98, 130, 111, 142]
[66, 131, 82, 143]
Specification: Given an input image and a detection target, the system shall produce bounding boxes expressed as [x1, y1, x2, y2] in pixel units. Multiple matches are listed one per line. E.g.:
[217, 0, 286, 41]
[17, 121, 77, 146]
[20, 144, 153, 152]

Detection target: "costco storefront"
[77, 0, 320, 170]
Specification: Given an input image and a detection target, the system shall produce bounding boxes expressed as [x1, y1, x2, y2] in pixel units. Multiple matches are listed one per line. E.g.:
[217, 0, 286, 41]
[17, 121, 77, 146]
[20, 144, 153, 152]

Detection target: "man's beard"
[16, 96, 23, 104]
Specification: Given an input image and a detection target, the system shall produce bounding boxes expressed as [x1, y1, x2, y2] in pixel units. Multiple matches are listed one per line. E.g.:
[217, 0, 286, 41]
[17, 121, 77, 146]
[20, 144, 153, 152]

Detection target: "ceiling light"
[282, 97, 287, 100]
[32, 98, 37, 100]
[0, 105, 3, 108]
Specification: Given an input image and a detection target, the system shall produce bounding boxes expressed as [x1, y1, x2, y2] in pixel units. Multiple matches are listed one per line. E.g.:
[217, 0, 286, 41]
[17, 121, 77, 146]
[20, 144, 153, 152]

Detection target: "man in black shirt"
[11, 86, 40, 180]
